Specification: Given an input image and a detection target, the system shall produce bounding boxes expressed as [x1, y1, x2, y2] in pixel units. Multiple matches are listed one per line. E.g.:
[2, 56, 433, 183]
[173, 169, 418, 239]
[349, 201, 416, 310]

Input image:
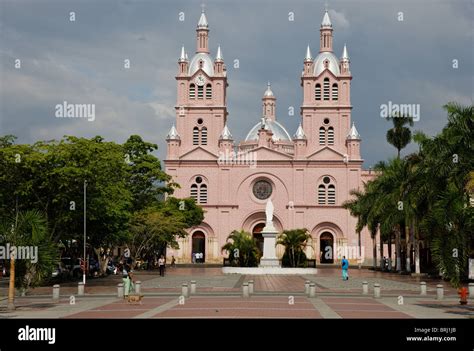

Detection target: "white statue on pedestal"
[265, 199, 275, 230]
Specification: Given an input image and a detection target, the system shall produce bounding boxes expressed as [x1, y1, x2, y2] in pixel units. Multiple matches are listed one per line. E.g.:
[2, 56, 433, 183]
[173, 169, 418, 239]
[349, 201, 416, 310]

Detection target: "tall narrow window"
[201, 127, 207, 145]
[199, 184, 208, 204]
[193, 127, 199, 145]
[318, 185, 326, 205]
[189, 84, 196, 99]
[323, 78, 330, 100]
[197, 85, 204, 99]
[327, 127, 334, 145]
[318, 177, 336, 205]
[315, 84, 321, 101]
[319, 127, 326, 145]
[206, 84, 212, 99]
[332, 83, 338, 100]
[190, 184, 198, 201]
[327, 185, 336, 204]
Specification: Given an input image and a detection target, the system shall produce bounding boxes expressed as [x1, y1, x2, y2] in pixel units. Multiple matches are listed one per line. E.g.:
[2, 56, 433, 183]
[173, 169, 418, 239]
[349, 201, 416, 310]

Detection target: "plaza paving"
[0, 267, 472, 319]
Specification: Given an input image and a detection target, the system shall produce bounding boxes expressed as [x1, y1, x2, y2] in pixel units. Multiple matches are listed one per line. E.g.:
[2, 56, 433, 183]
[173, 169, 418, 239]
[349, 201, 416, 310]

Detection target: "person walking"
[122, 264, 135, 297]
[158, 255, 166, 277]
[341, 256, 349, 281]
[171, 255, 176, 268]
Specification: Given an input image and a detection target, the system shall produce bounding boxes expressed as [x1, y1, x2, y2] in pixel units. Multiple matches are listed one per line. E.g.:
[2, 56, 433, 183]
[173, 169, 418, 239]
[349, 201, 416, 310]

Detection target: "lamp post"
[83, 180, 87, 285]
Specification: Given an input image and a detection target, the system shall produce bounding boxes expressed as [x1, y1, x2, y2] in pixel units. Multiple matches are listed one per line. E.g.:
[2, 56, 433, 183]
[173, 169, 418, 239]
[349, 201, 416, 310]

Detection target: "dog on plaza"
[127, 294, 144, 304]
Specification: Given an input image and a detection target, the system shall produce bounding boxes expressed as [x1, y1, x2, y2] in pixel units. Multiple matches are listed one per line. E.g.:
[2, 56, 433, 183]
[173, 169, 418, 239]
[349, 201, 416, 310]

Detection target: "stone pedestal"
[259, 224, 280, 268]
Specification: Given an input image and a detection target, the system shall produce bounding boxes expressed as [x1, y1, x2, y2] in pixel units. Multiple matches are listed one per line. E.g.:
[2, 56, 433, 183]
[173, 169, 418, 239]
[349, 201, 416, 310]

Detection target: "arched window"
[318, 185, 326, 205]
[327, 184, 336, 204]
[191, 177, 207, 204]
[197, 85, 204, 99]
[319, 127, 326, 145]
[323, 78, 330, 100]
[332, 83, 338, 100]
[318, 176, 336, 205]
[206, 84, 212, 99]
[201, 127, 207, 145]
[315, 84, 321, 101]
[199, 184, 208, 204]
[190, 184, 198, 201]
[193, 127, 199, 145]
[189, 84, 196, 99]
[327, 127, 334, 145]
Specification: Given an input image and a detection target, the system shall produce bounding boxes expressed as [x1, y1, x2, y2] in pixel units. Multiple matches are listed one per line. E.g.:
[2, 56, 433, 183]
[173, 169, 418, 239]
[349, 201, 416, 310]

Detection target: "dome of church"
[245, 118, 292, 142]
[313, 51, 340, 76]
[188, 52, 214, 76]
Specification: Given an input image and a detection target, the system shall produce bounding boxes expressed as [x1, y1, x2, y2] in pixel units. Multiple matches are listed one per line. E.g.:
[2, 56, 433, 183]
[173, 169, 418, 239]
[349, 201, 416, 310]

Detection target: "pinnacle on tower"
[293, 123, 307, 139]
[341, 44, 349, 61]
[215, 45, 223, 61]
[219, 124, 233, 140]
[305, 45, 313, 62]
[197, 6, 208, 28]
[321, 10, 332, 28]
[264, 82, 274, 97]
[347, 122, 361, 140]
[166, 125, 181, 140]
[179, 46, 187, 62]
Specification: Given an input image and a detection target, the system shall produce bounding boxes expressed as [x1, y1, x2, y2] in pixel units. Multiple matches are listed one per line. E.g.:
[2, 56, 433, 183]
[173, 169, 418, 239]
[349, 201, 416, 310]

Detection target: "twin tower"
[166, 9, 362, 163]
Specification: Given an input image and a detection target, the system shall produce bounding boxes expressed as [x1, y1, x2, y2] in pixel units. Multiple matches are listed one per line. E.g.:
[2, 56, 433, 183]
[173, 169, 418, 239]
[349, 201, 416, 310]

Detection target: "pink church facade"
[165, 10, 375, 264]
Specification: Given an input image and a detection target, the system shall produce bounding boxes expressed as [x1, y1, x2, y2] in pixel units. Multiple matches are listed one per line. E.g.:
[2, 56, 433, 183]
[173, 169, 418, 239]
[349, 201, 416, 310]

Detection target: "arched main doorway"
[320, 232, 334, 264]
[252, 223, 265, 256]
[192, 231, 205, 263]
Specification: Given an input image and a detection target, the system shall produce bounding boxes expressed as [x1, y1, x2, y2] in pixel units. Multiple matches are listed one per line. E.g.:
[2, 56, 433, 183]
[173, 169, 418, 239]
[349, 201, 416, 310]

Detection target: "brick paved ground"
[0, 267, 471, 319]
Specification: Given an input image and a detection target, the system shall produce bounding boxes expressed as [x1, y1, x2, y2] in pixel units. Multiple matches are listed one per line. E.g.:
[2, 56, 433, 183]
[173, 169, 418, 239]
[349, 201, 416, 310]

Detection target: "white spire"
[185, 52, 189, 61]
[264, 82, 274, 97]
[215, 45, 223, 61]
[179, 46, 187, 62]
[166, 124, 180, 140]
[219, 124, 233, 140]
[305, 45, 313, 61]
[321, 10, 332, 28]
[341, 44, 349, 60]
[347, 122, 361, 140]
[293, 123, 306, 139]
[197, 7, 208, 28]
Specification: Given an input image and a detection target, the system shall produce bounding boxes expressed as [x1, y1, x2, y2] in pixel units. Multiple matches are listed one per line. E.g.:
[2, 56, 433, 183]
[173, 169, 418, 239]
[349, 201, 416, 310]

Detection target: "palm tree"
[277, 229, 311, 267]
[0, 210, 59, 309]
[221, 230, 259, 267]
[343, 185, 381, 269]
[385, 114, 414, 271]
[386, 114, 414, 158]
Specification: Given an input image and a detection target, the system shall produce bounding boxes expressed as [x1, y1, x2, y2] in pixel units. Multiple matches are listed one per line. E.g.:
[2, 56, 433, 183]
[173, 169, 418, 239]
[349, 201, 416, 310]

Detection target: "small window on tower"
[206, 83, 212, 99]
[332, 83, 338, 100]
[193, 127, 199, 145]
[189, 84, 196, 99]
[327, 127, 334, 145]
[201, 127, 208, 145]
[323, 78, 330, 100]
[315, 84, 321, 101]
[319, 127, 326, 145]
[197, 85, 204, 99]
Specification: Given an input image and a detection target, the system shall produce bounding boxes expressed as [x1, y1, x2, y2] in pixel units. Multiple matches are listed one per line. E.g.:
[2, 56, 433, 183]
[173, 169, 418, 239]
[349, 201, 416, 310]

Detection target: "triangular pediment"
[247, 146, 293, 160]
[306, 146, 346, 161]
[180, 147, 218, 161]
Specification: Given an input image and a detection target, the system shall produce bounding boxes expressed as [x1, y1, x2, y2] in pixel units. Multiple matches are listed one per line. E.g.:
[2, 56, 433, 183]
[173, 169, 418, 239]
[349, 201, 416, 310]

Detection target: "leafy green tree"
[123, 135, 178, 212]
[221, 230, 259, 267]
[128, 197, 204, 262]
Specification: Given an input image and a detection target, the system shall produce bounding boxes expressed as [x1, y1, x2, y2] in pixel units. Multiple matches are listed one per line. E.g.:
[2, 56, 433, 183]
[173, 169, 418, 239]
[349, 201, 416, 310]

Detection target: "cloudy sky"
[0, 0, 472, 167]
